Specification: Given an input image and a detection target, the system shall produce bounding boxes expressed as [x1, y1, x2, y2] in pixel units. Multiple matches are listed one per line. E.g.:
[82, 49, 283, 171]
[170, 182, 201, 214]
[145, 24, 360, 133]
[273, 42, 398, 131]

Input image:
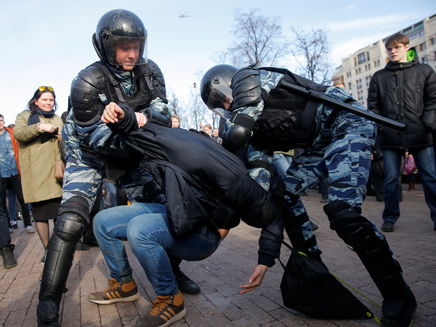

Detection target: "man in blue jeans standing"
[0, 115, 35, 233]
[368, 33, 436, 232]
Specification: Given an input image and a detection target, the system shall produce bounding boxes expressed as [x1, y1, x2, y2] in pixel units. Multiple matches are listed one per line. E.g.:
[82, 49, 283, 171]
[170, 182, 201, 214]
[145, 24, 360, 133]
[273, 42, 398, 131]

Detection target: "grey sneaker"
[26, 225, 36, 234]
[2, 245, 17, 269]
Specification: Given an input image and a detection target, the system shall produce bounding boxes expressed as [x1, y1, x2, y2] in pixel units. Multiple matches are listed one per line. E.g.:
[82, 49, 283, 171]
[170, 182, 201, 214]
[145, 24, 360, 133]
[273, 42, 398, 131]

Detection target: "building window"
[366, 76, 370, 87]
[358, 52, 366, 65]
[348, 83, 352, 90]
[357, 90, 364, 103]
[419, 43, 426, 51]
[409, 29, 424, 41]
[359, 67, 361, 74]
[422, 57, 426, 64]
[431, 37, 435, 45]
[367, 52, 370, 61]
[368, 63, 371, 70]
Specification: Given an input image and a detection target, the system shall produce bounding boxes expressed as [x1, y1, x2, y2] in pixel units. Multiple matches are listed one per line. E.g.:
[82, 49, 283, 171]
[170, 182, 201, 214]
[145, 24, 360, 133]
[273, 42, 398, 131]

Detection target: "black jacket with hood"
[367, 48, 436, 150]
[108, 105, 284, 267]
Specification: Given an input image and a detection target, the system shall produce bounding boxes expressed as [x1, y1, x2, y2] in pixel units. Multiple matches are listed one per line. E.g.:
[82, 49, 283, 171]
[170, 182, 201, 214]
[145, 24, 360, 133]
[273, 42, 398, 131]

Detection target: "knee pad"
[54, 211, 87, 243]
[324, 200, 365, 230]
[55, 199, 89, 242]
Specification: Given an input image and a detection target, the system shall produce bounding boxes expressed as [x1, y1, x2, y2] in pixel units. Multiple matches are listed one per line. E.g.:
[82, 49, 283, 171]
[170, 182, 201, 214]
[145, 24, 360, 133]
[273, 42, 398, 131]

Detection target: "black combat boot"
[324, 201, 416, 327]
[169, 255, 200, 294]
[174, 270, 201, 295]
[37, 299, 60, 327]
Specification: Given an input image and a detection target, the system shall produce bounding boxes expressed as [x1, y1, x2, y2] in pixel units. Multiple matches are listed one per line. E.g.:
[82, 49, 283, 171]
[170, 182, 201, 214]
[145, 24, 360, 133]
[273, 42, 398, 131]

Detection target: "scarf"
[108, 65, 136, 97]
[27, 108, 55, 126]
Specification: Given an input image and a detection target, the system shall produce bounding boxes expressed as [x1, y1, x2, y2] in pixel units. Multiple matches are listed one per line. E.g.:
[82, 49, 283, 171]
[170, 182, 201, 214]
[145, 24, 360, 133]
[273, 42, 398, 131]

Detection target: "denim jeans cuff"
[118, 276, 133, 284]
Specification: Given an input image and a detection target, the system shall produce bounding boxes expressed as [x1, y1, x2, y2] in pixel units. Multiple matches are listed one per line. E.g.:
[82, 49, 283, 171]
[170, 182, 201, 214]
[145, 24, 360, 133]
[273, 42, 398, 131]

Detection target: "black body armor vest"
[250, 67, 327, 151]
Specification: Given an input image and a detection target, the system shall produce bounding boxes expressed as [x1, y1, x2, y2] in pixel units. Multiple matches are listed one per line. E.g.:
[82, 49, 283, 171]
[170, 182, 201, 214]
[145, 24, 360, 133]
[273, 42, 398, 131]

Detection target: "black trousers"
[1, 175, 31, 227]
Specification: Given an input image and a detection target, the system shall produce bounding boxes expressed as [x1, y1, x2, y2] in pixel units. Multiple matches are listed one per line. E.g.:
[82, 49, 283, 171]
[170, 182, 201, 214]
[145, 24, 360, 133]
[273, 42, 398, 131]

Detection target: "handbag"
[404, 155, 417, 175]
[54, 155, 65, 181]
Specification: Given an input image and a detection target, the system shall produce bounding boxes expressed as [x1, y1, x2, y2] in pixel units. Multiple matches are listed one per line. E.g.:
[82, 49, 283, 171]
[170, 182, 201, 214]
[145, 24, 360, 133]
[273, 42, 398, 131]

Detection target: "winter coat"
[367, 49, 436, 150]
[13, 110, 64, 203]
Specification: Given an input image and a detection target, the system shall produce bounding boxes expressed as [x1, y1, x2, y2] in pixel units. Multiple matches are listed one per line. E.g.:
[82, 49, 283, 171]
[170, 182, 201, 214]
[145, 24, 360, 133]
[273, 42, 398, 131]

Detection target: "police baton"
[280, 80, 406, 131]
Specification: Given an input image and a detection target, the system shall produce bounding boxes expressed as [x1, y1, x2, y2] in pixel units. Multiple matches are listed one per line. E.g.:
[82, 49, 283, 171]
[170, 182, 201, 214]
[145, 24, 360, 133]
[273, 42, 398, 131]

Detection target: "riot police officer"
[200, 65, 416, 327]
[37, 9, 199, 327]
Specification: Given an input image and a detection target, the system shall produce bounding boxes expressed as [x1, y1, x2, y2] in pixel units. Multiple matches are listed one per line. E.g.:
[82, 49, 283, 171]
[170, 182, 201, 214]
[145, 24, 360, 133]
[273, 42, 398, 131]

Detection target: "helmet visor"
[103, 34, 148, 67]
[206, 82, 233, 110]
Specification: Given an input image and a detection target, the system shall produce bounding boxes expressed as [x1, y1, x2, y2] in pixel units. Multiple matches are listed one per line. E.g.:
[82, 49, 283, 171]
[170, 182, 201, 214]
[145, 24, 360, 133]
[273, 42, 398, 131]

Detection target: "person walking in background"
[13, 86, 64, 261]
[0, 114, 35, 233]
[368, 33, 436, 233]
[171, 114, 180, 128]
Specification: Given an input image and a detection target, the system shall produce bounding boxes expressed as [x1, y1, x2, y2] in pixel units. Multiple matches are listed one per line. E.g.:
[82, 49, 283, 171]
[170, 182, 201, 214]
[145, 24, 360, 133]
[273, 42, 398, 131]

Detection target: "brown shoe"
[88, 278, 140, 304]
[135, 290, 186, 327]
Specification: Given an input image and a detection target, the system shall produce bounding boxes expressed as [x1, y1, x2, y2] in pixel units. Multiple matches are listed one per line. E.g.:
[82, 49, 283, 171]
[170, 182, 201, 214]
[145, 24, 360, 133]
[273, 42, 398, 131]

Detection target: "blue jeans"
[382, 147, 436, 226]
[272, 153, 292, 178]
[103, 182, 118, 208]
[93, 203, 221, 296]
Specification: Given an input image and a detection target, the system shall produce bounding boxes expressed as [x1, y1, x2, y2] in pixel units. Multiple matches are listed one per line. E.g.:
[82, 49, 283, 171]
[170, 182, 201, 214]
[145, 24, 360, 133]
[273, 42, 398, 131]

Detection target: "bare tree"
[222, 9, 289, 67]
[289, 26, 331, 84]
[173, 71, 220, 130]
[181, 87, 213, 130]
[166, 88, 180, 116]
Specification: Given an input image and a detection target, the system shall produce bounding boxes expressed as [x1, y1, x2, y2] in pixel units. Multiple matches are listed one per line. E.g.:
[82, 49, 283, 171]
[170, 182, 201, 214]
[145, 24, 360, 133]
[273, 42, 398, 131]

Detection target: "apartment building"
[332, 14, 436, 108]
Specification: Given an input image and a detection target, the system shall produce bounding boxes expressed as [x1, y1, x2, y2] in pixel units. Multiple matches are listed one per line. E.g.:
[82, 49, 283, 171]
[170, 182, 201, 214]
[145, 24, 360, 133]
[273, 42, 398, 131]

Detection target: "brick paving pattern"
[1, 185, 435, 326]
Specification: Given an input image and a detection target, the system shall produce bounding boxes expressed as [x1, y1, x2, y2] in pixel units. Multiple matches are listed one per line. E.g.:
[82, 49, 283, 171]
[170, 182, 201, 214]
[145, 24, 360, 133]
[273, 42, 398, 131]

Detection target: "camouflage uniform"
[61, 104, 168, 208]
[225, 70, 377, 254]
[204, 64, 416, 326]
[37, 68, 170, 327]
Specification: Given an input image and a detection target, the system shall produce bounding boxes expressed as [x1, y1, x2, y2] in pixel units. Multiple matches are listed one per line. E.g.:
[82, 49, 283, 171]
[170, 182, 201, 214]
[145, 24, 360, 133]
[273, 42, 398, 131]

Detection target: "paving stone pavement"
[1, 185, 435, 326]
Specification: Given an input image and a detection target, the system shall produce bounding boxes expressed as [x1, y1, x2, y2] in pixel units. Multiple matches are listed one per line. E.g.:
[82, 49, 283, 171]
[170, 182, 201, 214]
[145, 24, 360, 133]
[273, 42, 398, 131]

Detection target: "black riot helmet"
[92, 9, 148, 69]
[200, 65, 238, 111]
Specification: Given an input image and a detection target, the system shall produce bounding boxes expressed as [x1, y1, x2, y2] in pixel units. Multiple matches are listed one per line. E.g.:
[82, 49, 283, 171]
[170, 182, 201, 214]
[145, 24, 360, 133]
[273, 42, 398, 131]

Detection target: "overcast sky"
[1, 0, 435, 125]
